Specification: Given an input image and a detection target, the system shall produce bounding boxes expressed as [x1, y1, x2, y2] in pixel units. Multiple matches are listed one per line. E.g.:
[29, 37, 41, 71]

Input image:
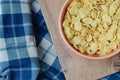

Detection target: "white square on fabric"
[49, 46, 57, 56]
[0, 38, 6, 48]
[20, 0, 28, 2]
[43, 53, 56, 65]
[21, 3, 31, 13]
[32, 1, 40, 13]
[0, 50, 8, 62]
[25, 36, 35, 45]
[28, 46, 38, 57]
[39, 38, 51, 51]
[37, 47, 46, 59]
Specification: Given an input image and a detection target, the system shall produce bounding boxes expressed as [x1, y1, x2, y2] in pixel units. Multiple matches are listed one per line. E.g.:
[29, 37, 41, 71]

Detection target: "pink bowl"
[59, 0, 120, 59]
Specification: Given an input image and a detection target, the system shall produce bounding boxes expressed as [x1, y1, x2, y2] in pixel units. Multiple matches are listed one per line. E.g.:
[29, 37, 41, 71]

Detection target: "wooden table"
[39, 0, 120, 80]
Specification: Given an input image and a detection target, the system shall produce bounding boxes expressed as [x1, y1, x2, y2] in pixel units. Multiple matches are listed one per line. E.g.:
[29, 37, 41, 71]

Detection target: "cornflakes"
[74, 21, 82, 31]
[63, 0, 120, 56]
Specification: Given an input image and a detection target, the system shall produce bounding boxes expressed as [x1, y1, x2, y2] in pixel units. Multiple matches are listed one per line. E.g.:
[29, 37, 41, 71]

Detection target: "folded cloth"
[0, 0, 65, 80]
[99, 72, 120, 80]
[31, 0, 65, 80]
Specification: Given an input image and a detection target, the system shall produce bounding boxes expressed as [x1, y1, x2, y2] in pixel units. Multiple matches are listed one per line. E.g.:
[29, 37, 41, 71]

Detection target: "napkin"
[99, 72, 120, 80]
[0, 0, 65, 80]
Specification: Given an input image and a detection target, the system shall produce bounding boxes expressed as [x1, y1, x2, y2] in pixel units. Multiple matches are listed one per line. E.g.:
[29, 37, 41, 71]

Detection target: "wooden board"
[38, 0, 120, 80]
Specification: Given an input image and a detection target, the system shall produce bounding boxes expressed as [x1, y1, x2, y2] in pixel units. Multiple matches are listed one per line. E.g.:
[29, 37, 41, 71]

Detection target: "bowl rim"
[59, 0, 120, 59]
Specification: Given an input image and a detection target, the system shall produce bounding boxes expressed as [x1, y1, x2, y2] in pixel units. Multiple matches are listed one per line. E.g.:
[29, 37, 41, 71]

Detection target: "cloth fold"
[99, 72, 120, 80]
[0, 0, 65, 80]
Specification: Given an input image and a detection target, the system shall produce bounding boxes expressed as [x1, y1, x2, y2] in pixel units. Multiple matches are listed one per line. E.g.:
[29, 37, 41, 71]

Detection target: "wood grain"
[38, 0, 120, 80]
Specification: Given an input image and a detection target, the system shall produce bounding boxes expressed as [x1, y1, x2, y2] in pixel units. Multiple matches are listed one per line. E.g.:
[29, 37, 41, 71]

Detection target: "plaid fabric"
[31, 1, 65, 80]
[99, 72, 120, 80]
[0, 0, 65, 80]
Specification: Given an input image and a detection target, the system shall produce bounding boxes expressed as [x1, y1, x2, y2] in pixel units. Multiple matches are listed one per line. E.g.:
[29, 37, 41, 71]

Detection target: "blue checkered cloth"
[99, 72, 120, 80]
[0, 0, 65, 80]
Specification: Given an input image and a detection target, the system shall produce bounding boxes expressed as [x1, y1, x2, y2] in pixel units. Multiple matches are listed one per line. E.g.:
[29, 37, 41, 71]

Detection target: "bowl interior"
[59, 0, 120, 59]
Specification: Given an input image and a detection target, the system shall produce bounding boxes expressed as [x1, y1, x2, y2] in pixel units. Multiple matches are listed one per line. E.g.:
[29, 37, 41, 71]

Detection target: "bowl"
[59, 0, 120, 59]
